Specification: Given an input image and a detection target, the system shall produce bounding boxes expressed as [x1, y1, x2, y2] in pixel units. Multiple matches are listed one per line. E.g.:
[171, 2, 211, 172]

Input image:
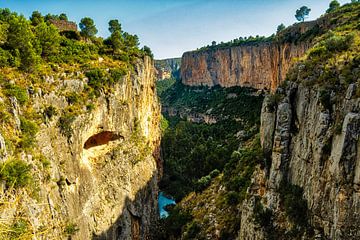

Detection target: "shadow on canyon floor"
[92, 172, 159, 240]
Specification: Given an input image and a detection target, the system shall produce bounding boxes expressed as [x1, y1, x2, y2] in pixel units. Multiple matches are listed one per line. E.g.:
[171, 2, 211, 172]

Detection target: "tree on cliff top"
[295, 6, 311, 22]
[327, 1, 340, 13]
[79, 17, 98, 39]
[277, 23, 286, 33]
[108, 19, 122, 34]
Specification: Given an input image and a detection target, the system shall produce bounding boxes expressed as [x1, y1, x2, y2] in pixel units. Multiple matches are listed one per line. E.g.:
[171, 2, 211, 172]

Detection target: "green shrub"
[0, 158, 32, 188]
[162, 206, 192, 238]
[19, 117, 39, 148]
[9, 219, 29, 238]
[110, 67, 127, 84]
[323, 33, 355, 53]
[4, 84, 29, 105]
[85, 68, 108, 91]
[58, 111, 76, 139]
[64, 223, 79, 235]
[20, 117, 39, 136]
[319, 89, 332, 110]
[279, 180, 308, 227]
[209, 169, 220, 178]
[183, 221, 201, 240]
[86, 103, 95, 112]
[44, 105, 57, 120]
[66, 92, 81, 105]
[195, 175, 211, 192]
[225, 191, 240, 205]
[253, 197, 273, 228]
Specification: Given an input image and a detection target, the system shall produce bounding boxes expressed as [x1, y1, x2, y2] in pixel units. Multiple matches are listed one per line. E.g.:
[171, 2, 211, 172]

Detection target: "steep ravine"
[0, 57, 161, 239]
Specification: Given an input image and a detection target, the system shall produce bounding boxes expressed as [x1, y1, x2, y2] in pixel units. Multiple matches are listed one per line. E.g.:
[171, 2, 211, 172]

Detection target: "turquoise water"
[158, 192, 176, 218]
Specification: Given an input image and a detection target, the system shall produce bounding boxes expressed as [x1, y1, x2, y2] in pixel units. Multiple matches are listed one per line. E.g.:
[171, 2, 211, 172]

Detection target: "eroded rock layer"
[181, 42, 309, 91]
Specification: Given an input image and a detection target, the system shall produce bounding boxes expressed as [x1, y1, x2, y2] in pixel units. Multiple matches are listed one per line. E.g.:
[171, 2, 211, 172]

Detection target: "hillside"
[0, 9, 160, 239]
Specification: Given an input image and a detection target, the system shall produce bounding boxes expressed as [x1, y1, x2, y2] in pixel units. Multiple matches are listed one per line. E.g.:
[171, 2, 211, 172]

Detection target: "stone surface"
[181, 42, 309, 92]
[241, 82, 360, 239]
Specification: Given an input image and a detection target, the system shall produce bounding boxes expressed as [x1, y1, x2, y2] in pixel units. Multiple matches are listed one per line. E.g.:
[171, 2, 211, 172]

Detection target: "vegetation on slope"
[159, 80, 264, 201]
[0, 8, 154, 239]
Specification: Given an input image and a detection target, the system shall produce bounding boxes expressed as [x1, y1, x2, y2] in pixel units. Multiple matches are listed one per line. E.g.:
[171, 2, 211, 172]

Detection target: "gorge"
[0, 1, 359, 240]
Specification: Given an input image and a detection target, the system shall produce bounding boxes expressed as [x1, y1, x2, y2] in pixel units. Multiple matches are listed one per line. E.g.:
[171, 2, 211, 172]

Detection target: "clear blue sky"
[0, 0, 350, 59]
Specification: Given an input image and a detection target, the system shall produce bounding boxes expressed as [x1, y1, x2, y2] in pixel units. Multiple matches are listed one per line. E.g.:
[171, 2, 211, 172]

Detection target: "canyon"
[0, 57, 161, 239]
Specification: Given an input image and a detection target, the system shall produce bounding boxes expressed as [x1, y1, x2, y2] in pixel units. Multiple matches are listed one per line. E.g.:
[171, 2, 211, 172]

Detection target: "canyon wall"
[0, 57, 161, 239]
[180, 20, 330, 91]
[239, 82, 360, 239]
[181, 42, 309, 91]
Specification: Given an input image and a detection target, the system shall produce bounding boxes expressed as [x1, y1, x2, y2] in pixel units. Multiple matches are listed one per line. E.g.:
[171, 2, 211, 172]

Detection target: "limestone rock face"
[181, 42, 309, 91]
[1, 57, 161, 239]
[240, 83, 360, 239]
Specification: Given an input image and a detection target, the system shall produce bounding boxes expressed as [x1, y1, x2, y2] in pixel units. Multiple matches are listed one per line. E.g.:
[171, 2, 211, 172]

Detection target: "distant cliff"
[181, 19, 330, 91]
[155, 58, 181, 80]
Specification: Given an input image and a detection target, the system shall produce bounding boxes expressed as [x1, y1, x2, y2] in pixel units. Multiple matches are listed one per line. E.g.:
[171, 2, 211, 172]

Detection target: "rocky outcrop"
[155, 58, 181, 80]
[0, 57, 161, 239]
[181, 41, 309, 91]
[240, 82, 360, 239]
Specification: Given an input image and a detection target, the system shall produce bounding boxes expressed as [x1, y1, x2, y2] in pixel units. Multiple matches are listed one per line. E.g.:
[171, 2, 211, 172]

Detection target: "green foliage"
[158, 206, 192, 239]
[319, 88, 332, 110]
[57, 110, 77, 139]
[85, 68, 108, 94]
[34, 21, 61, 57]
[323, 33, 354, 53]
[156, 78, 176, 96]
[43, 105, 57, 120]
[142, 45, 154, 58]
[4, 83, 28, 105]
[253, 197, 273, 228]
[225, 191, 240, 205]
[196, 35, 274, 52]
[0, 158, 32, 188]
[160, 83, 263, 200]
[19, 117, 39, 148]
[160, 114, 169, 134]
[295, 6, 311, 22]
[108, 19, 121, 34]
[30, 11, 44, 26]
[195, 175, 212, 192]
[0, 9, 145, 72]
[277, 23, 286, 33]
[64, 223, 79, 235]
[327, 0, 341, 13]
[222, 137, 263, 203]
[66, 92, 81, 105]
[183, 221, 202, 240]
[59, 13, 68, 21]
[79, 17, 98, 39]
[6, 14, 40, 71]
[9, 219, 29, 239]
[279, 180, 309, 228]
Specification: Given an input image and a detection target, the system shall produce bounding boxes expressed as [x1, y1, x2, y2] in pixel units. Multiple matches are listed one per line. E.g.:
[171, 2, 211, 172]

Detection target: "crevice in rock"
[84, 131, 124, 149]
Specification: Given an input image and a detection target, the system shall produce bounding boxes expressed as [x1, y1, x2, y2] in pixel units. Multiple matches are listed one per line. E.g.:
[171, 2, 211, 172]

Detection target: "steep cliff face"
[181, 41, 309, 91]
[239, 82, 360, 239]
[0, 57, 161, 239]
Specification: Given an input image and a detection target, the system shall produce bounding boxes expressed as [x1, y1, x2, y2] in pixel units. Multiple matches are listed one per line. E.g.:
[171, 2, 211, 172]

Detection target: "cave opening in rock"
[84, 131, 123, 149]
